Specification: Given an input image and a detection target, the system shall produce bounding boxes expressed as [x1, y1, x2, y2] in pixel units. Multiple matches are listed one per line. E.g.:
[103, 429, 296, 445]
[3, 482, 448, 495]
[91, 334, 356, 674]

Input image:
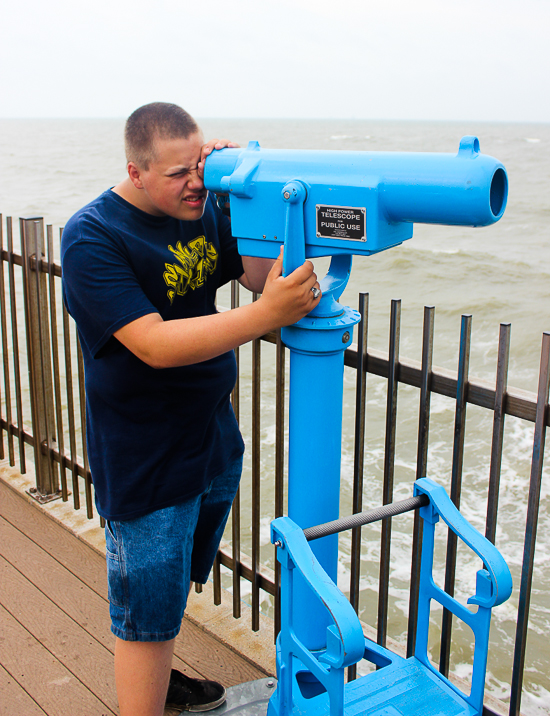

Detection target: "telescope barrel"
[204, 136, 508, 259]
[379, 137, 508, 226]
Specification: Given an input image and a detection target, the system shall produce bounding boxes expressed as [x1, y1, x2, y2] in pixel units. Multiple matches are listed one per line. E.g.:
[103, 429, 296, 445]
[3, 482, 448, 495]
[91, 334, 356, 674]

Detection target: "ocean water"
[1, 118, 549, 713]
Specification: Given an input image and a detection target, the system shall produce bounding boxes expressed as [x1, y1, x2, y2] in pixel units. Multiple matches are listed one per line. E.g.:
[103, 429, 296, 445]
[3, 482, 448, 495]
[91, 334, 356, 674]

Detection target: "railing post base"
[26, 486, 64, 504]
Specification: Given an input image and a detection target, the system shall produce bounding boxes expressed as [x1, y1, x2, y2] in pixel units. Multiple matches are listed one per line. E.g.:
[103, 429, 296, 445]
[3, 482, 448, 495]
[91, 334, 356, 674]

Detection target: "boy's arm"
[238, 256, 276, 294]
[114, 249, 320, 369]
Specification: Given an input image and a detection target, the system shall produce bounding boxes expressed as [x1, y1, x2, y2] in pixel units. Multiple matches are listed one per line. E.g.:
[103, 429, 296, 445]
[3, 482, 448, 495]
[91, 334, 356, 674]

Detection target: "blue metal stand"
[201, 140, 512, 716]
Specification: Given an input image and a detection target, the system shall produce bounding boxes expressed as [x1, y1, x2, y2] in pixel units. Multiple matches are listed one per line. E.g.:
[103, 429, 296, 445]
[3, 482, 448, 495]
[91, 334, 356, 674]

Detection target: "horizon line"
[0, 116, 549, 125]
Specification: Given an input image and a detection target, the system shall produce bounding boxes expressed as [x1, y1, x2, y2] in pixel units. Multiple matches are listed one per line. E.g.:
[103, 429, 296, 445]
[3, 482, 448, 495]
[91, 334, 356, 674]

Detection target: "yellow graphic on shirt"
[163, 236, 218, 304]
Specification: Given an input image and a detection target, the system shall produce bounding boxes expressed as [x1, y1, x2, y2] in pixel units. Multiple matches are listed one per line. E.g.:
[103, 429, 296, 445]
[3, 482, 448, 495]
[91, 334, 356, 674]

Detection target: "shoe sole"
[166, 690, 226, 713]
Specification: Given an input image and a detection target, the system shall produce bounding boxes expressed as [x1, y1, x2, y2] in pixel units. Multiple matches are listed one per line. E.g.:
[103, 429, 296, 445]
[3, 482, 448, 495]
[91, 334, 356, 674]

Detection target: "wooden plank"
[0, 516, 115, 652]
[1, 511, 261, 685]
[0, 556, 118, 713]
[0, 479, 108, 598]
[0, 664, 47, 716]
[174, 619, 266, 687]
[0, 605, 115, 716]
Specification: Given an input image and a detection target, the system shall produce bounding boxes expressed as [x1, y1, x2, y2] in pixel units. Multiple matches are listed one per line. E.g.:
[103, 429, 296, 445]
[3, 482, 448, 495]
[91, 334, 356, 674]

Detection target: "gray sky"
[1, 0, 548, 122]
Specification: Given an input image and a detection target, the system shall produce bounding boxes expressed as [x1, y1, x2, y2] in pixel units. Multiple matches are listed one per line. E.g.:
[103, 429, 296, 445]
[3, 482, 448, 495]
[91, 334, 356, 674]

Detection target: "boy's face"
[133, 131, 208, 221]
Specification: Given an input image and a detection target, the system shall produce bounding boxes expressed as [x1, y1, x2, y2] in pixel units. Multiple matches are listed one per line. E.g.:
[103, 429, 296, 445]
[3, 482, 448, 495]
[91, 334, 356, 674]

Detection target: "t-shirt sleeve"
[62, 224, 157, 359]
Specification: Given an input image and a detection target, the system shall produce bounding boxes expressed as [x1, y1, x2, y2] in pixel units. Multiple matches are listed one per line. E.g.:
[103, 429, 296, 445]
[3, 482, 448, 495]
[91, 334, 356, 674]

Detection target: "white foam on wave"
[521, 684, 550, 716]
[524, 138, 541, 143]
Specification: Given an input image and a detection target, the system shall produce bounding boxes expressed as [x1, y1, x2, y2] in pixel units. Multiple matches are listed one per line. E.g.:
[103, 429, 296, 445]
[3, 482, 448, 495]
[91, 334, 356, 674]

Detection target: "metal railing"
[1, 214, 548, 716]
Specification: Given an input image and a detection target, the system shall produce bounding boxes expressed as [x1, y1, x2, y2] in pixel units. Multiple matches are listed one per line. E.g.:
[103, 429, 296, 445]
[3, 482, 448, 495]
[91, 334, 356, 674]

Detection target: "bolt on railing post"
[21, 217, 60, 502]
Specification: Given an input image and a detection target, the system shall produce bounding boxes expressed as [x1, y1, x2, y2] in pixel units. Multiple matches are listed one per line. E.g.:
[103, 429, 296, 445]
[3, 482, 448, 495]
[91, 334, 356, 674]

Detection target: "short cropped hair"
[125, 102, 200, 170]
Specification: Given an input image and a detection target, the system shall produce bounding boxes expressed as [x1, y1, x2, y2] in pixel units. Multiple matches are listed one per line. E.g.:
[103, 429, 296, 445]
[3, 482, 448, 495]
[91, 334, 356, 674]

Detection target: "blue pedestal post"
[277, 182, 361, 651]
[281, 303, 359, 650]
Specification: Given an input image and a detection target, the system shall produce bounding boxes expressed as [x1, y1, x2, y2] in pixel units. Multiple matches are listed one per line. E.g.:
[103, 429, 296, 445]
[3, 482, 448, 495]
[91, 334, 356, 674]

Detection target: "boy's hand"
[258, 247, 321, 328]
[198, 139, 240, 178]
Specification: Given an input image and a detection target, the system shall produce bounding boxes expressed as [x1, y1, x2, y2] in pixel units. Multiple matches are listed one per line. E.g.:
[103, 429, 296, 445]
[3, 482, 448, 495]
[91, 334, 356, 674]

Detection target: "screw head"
[267, 680, 275, 688]
[283, 191, 290, 199]
[342, 331, 350, 343]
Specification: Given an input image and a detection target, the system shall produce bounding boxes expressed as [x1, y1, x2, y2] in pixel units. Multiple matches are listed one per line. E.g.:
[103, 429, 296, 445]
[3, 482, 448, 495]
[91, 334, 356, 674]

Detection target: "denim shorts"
[104, 456, 242, 642]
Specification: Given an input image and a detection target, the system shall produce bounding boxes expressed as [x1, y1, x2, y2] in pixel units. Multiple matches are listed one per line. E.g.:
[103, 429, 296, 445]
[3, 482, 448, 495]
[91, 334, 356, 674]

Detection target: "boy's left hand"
[198, 139, 240, 178]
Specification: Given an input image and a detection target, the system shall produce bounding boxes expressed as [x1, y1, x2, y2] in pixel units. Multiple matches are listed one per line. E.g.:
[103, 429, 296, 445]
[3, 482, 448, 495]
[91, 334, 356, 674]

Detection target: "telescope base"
[181, 677, 277, 715]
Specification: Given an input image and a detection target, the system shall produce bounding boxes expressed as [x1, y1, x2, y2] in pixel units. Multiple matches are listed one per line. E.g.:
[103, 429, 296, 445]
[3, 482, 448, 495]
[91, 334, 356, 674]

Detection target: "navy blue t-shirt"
[61, 190, 245, 520]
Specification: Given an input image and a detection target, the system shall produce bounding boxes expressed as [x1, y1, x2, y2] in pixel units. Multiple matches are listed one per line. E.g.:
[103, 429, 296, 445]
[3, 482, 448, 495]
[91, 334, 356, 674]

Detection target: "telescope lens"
[490, 168, 508, 218]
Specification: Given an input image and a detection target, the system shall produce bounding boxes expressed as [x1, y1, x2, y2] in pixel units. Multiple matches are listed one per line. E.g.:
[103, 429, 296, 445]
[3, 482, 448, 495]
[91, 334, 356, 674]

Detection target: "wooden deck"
[0, 479, 267, 716]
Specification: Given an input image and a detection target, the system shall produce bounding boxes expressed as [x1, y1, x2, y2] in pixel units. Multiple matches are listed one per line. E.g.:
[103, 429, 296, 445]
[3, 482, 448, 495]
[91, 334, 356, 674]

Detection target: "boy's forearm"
[114, 250, 321, 369]
[122, 301, 276, 369]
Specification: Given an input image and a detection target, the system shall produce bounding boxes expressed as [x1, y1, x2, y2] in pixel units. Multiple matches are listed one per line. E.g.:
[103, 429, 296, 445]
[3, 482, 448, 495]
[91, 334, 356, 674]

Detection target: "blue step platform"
[268, 478, 513, 716]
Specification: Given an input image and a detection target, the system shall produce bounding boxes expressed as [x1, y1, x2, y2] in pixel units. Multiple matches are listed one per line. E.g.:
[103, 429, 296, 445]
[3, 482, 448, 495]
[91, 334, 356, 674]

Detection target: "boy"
[61, 102, 320, 716]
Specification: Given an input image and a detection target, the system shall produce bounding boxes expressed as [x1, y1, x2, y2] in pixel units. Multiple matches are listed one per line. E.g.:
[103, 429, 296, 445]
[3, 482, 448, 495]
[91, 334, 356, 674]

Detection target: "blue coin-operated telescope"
[205, 136, 507, 263]
[204, 140, 510, 716]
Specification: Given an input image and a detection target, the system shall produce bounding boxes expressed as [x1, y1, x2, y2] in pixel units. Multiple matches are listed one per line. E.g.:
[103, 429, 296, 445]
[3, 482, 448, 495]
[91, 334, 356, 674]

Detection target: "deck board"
[0, 664, 47, 716]
[0, 478, 267, 715]
[0, 605, 116, 716]
[0, 554, 119, 713]
[1, 480, 108, 597]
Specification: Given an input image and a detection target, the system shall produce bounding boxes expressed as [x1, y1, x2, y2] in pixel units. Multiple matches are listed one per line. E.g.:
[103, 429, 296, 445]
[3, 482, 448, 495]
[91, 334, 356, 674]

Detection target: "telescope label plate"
[316, 205, 366, 242]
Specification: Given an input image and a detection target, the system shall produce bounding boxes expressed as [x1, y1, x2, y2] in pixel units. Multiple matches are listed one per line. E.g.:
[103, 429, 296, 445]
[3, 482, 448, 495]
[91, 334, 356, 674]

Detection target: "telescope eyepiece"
[490, 168, 508, 219]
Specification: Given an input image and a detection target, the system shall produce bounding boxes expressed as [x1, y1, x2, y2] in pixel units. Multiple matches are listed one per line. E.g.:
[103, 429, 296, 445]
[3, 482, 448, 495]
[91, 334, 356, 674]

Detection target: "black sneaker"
[166, 668, 226, 712]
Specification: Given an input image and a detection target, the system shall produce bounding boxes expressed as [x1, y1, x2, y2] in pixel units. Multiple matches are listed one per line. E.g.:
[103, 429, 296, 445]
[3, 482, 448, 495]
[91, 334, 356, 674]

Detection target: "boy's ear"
[128, 162, 144, 189]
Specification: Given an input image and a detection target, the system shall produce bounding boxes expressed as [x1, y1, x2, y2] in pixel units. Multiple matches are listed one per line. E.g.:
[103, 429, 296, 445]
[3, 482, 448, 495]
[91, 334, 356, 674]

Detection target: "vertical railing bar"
[407, 305, 435, 658]
[47, 225, 68, 501]
[274, 327, 286, 638]
[377, 298, 401, 649]
[509, 331, 550, 716]
[33, 222, 56, 493]
[211, 276, 224, 607]
[211, 280, 235, 607]
[230, 280, 241, 618]
[485, 323, 511, 545]
[21, 219, 43, 486]
[439, 313, 472, 676]
[251, 292, 261, 632]
[62, 298, 80, 510]
[0, 216, 3, 460]
[76, 338, 93, 518]
[0, 216, 15, 464]
[348, 292, 369, 682]
[416, 306, 435, 480]
[8, 219, 25, 472]
[212, 552, 222, 605]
